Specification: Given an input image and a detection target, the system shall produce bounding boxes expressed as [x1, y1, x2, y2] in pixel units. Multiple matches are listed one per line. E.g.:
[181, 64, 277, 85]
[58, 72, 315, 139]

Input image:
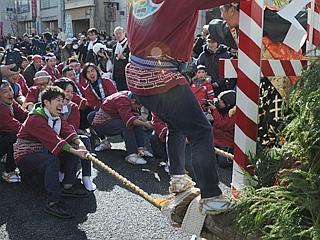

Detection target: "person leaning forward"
[126, 0, 234, 220]
[14, 86, 89, 219]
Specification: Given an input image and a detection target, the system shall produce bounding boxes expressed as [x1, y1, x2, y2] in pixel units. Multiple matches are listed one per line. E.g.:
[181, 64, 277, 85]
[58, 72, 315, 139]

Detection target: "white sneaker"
[169, 175, 195, 194]
[82, 176, 97, 191]
[199, 195, 234, 215]
[125, 153, 147, 165]
[94, 139, 112, 152]
[77, 129, 91, 137]
[138, 147, 154, 158]
[2, 171, 21, 183]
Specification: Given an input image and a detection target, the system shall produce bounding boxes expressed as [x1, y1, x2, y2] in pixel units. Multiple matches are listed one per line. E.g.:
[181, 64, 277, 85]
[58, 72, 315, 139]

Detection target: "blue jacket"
[197, 44, 231, 83]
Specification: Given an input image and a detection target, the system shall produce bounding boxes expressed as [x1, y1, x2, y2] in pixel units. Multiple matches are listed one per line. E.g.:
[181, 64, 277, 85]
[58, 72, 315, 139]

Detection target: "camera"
[204, 98, 219, 107]
[5, 49, 22, 72]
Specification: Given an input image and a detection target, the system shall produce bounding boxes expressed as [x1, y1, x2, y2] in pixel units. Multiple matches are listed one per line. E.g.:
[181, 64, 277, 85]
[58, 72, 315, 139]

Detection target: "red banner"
[32, 0, 37, 18]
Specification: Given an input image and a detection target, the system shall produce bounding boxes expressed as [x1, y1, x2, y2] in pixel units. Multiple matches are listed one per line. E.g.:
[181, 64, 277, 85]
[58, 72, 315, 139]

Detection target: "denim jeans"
[136, 85, 221, 198]
[95, 118, 145, 155]
[150, 133, 168, 162]
[17, 151, 79, 202]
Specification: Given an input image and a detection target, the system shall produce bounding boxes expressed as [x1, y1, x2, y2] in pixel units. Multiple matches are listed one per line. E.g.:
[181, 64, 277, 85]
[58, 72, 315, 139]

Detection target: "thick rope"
[86, 148, 233, 210]
[214, 147, 234, 160]
[86, 153, 168, 209]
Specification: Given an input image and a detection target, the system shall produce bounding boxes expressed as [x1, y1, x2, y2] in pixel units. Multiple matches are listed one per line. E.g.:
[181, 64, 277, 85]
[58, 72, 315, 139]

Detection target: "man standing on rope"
[126, 0, 234, 217]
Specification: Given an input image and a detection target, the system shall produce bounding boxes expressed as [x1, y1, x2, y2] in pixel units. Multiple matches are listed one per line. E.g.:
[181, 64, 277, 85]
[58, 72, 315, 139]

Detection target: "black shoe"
[61, 186, 89, 198]
[44, 201, 74, 219]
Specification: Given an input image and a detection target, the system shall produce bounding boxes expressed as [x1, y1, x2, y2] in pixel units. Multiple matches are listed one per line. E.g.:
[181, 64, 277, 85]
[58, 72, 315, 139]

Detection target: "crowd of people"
[0, 2, 238, 220]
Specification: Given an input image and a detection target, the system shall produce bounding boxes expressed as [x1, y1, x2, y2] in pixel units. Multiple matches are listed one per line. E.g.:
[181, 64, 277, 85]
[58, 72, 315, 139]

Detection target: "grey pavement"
[0, 136, 231, 240]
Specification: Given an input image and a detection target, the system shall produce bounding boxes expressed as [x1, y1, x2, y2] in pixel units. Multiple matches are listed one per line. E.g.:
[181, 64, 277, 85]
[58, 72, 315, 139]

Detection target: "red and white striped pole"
[307, 0, 320, 54]
[231, 0, 264, 197]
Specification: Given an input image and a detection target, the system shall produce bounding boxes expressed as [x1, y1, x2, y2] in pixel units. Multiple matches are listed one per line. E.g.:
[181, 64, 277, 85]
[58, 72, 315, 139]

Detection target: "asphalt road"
[0, 136, 232, 240]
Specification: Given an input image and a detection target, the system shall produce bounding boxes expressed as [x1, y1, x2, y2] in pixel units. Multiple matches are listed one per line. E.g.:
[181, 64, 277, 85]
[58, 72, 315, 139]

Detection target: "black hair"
[196, 65, 207, 71]
[222, 2, 240, 11]
[87, 28, 98, 35]
[81, 62, 101, 82]
[61, 66, 74, 76]
[53, 77, 78, 94]
[40, 86, 65, 107]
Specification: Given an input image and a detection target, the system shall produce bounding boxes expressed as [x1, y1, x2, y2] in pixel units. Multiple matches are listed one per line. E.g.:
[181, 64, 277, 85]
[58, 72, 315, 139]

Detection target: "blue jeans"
[136, 85, 221, 198]
[95, 118, 145, 155]
[17, 151, 79, 202]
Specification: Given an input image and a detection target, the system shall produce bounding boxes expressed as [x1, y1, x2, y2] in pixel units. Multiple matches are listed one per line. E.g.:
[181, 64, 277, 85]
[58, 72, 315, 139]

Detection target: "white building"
[0, 0, 16, 36]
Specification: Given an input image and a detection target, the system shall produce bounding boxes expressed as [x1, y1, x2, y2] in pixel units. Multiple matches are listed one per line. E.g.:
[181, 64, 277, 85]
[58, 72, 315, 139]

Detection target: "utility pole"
[61, 0, 65, 30]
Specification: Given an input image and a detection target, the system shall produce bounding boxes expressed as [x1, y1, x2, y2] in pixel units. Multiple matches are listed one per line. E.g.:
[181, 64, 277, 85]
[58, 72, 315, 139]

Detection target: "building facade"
[0, 0, 16, 36]
[13, 0, 213, 37]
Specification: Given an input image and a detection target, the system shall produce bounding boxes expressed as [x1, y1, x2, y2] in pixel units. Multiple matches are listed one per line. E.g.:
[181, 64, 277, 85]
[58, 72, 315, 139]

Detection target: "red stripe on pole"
[280, 61, 296, 76]
[237, 70, 260, 104]
[231, 59, 238, 71]
[239, 30, 261, 66]
[261, 60, 274, 77]
[236, 108, 258, 141]
[316, 1, 320, 13]
[240, 0, 263, 27]
[314, 29, 320, 45]
[233, 144, 251, 170]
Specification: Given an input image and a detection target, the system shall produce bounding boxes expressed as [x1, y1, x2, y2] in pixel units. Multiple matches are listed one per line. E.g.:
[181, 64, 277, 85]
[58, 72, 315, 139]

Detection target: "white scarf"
[114, 37, 127, 56]
[88, 39, 98, 50]
[44, 107, 61, 135]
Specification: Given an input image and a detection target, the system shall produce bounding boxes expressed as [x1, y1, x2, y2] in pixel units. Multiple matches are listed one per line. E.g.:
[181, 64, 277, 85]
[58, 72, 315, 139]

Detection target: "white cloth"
[57, 32, 66, 41]
[87, 39, 98, 51]
[44, 107, 61, 135]
[114, 37, 127, 57]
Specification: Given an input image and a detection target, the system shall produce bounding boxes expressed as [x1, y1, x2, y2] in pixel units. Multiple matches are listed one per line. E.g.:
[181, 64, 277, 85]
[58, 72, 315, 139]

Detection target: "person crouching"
[14, 86, 89, 219]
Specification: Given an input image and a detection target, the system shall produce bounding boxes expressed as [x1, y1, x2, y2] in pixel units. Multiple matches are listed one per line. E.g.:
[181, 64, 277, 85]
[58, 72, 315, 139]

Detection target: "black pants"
[0, 133, 17, 173]
[79, 107, 92, 130]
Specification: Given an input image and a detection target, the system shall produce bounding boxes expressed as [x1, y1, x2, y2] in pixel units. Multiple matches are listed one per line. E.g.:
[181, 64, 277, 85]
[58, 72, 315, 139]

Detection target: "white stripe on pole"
[236, 87, 259, 124]
[238, 50, 261, 86]
[234, 125, 257, 154]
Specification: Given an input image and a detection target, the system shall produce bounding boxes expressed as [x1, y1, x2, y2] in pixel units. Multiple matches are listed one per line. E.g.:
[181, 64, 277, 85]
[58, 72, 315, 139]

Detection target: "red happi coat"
[42, 65, 61, 81]
[61, 102, 80, 130]
[72, 93, 87, 110]
[17, 74, 29, 96]
[0, 100, 28, 134]
[83, 78, 117, 110]
[151, 112, 167, 143]
[25, 86, 41, 104]
[14, 106, 77, 162]
[92, 91, 139, 129]
[126, 0, 228, 96]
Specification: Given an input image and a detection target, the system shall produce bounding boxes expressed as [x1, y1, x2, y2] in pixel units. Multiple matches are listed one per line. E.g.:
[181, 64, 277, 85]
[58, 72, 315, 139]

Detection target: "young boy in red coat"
[191, 65, 214, 112]
[14, 86, 89, 219]
[0, 80, 28, 183]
